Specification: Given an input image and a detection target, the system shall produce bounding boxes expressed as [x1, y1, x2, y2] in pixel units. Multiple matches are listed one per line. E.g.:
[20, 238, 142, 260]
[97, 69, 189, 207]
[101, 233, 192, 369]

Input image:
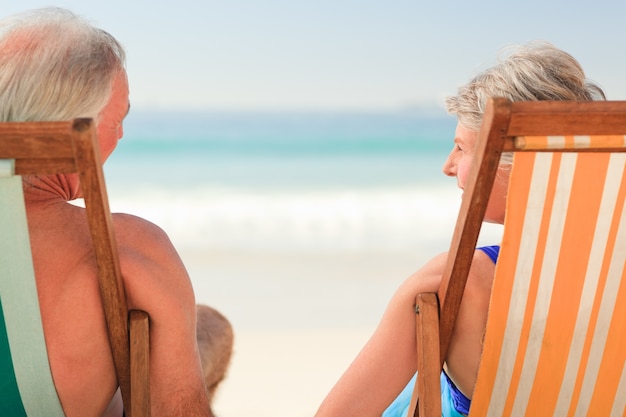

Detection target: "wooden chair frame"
[0, 119, 150, 417]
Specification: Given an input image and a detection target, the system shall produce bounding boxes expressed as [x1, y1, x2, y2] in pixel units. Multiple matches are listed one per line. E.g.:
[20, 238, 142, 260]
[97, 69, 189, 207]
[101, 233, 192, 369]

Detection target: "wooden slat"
[130, 310, 151, 417]
[0, 121, 79, 174]
[506, 101, 626, 137]
[0, 121, 75, 159]
[413, 293, 441, 417]
[14, 158, 76, 175]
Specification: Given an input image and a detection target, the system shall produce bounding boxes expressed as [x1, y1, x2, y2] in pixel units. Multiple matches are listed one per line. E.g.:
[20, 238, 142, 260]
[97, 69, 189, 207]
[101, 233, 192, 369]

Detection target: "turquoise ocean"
[103, 109, 503, 255]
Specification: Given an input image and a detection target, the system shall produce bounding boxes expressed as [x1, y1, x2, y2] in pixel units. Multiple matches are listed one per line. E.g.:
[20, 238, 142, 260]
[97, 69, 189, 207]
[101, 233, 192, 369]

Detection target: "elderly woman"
[314, 42, 605, 417]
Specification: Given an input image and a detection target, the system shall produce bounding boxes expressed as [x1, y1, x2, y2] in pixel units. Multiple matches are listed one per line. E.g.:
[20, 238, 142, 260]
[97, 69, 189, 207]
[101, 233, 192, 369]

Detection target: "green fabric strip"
[0, 298, 28, 416]
[0, 168, 65, 417]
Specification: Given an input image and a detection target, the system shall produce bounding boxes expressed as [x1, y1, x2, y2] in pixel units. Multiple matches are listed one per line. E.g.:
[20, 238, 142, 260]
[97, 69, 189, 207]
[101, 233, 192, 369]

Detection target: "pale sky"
[3, 1, 626, 111]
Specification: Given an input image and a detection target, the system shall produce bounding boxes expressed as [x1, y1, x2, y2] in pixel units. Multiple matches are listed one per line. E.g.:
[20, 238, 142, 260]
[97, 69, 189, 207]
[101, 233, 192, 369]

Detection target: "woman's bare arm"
[315, 249, 497, 416]
[314, 252, 447, 417]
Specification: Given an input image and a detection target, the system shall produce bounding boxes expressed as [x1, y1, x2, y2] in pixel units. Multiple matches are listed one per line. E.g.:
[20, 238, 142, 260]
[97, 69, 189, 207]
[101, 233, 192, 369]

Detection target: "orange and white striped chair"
[412, 98, 626, 417]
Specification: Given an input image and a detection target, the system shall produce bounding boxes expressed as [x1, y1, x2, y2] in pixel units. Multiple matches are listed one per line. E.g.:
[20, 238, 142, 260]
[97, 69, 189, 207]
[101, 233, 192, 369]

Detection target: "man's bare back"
[24, 176, 230, 416]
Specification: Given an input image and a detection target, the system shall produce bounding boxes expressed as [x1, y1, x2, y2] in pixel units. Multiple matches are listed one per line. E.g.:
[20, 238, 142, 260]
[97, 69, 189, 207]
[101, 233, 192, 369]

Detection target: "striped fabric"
[0, 161, 66, 416]
[470, 151, 626, 416]
[515, 135, 626, 150]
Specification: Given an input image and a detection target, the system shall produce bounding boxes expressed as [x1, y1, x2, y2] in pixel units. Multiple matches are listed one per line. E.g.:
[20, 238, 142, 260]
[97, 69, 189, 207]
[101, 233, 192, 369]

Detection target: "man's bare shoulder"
[111, 212, 171, 246]
[110, 212, 185, 265]
[109, 212, 193, 307]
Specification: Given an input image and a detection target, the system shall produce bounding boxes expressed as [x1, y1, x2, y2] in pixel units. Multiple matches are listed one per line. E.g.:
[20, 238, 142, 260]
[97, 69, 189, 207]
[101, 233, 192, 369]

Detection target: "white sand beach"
[182, 249, 427, 417]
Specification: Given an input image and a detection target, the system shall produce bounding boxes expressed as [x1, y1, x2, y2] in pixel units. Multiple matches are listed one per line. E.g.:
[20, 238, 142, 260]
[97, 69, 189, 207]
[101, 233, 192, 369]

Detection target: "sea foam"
[107, 183, 502, 253]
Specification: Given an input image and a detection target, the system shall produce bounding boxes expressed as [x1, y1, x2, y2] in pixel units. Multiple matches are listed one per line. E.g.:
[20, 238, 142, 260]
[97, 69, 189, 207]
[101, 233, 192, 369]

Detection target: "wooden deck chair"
[411, 98, 626, 416]
[0, 119, 150, 417]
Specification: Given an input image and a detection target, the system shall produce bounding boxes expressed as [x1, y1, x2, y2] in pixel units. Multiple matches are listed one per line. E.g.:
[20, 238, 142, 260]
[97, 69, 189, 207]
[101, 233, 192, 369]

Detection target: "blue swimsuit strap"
[442, 370, 471, 415]
[477, 245, 500, 264]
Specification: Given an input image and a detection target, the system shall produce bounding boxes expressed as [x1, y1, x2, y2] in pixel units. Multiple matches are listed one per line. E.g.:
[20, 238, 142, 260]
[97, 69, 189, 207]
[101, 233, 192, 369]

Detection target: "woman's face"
[442, 122, 510, 224]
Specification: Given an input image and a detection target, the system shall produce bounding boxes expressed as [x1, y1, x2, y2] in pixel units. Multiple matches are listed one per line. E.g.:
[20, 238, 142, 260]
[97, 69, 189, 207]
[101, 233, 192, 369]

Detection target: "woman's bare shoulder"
[398, 248, 496, 295]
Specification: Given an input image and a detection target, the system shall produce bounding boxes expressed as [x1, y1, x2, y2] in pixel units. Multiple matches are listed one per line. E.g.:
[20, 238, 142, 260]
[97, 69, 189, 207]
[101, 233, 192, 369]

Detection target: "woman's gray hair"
[0, 7, 126, 122]
[445, 42, 605, 164]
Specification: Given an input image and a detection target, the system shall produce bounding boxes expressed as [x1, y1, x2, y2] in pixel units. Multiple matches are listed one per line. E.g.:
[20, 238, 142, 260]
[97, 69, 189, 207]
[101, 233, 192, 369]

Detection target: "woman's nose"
[442, 153, 457, 177]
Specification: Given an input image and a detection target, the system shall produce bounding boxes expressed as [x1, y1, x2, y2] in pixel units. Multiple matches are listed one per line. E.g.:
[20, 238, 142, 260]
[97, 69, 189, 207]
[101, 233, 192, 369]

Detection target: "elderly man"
[0, 7, 233, 416]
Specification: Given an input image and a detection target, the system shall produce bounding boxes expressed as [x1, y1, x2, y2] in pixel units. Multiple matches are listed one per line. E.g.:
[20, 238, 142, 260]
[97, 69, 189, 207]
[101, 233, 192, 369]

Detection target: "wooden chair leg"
[411, 293, 441, 417]
[129, 310, 151, 417]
